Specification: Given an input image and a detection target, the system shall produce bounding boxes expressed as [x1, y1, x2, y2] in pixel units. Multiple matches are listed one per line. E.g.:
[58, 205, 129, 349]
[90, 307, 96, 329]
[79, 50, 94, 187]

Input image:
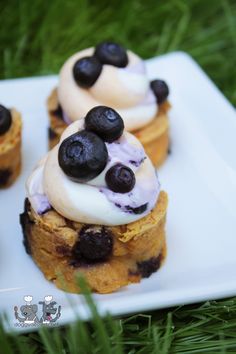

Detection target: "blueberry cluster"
[73, 41, 170, 105]
[58, 106, 136, 193]
[0, 104, 12, 135]
[73, 42, 128, 88]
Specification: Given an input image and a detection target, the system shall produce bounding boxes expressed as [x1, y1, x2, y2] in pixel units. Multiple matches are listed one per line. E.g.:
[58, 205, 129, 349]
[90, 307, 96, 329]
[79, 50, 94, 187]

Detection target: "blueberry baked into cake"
[48, 42, 170, 167]
[0, 104, 22, 188]
[20, 106, 168, 293]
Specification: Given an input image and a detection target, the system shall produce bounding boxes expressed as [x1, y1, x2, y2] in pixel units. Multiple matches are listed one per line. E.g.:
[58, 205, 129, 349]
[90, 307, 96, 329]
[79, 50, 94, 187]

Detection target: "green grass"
[2, 277, 236, 353]
[2, 279, 236, 353]
[1, 0, 236, 352]
[0, 0, 236, 105]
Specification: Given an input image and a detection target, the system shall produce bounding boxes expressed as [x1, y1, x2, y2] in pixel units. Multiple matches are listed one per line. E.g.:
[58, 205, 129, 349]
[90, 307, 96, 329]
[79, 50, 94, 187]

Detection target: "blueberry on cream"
[94, 42, 128, 68]
[73, 42, 128, 90]
[0, 104, 12, 135]
[150, 79, 169, 104]
[73, 56, 102, 88]
[125, 203, 148, 215]
[105, 163, 135, 193]
[27, 107, 160, 225]
[58, 130, 108, 182]
[85, 106, 124, 143]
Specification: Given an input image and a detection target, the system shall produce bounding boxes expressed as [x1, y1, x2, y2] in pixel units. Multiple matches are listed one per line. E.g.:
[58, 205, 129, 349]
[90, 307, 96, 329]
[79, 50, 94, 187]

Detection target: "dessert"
[21, 106, 168, 294]
[48, 42, 170, 166]
[0, 104, 22, 188]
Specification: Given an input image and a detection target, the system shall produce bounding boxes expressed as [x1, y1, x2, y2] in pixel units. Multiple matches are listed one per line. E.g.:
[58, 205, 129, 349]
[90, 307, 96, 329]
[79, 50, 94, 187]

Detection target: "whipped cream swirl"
[58, 48, 158, 131]
[27, 120, 160, 226]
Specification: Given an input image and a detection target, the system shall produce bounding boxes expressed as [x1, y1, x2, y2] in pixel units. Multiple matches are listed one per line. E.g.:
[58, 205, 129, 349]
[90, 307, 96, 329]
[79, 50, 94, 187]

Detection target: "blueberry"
[126, 203, 148, 214]
[137, 256, 161, 278]
[52, 104, 63, 120]
[150, 80, 169, 104]
[0, 104, 12, 135]
[73, 56, 102, 88]
[105, 163, 135, 193]
[85, 106, 124, 143]
[73, 226, 113, 262]
[0, 169, 11, 186]
[94, 42, 128, 68]
[48, 127, 57, 140]
[19, 198, 33, 255]
[58, 130, 108, 182]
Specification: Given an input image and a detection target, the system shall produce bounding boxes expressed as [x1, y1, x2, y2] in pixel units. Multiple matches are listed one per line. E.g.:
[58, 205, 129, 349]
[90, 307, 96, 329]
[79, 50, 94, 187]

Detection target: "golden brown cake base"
[0, 109, 22, 188]
[20, 191, 168, 294]
[133, 102, 170, 167]
[47, 89, 170, 167]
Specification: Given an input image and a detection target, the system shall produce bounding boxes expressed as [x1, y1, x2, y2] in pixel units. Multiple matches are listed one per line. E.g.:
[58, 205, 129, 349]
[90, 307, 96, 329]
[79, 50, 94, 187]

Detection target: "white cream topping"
[26, 120, 160, 226]
[26, 156, 51, 214]
[58, 48, 158, 131]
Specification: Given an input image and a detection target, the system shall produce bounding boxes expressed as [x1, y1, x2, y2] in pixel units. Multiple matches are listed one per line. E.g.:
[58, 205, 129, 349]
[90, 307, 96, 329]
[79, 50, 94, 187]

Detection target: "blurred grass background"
[0, 0, 236, 105]
[1, 0, 236, 352]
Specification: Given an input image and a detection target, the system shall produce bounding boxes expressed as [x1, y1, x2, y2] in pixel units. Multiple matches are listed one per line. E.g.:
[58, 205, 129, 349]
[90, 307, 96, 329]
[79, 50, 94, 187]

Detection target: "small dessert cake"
[48, 42, 170, 166]
[21, 106, 168, 293]
[0, 104, 22, 188]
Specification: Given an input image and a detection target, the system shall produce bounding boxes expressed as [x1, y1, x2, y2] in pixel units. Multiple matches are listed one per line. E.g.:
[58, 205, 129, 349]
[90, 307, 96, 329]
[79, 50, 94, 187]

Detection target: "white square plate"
[1, 52, 236, 331]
